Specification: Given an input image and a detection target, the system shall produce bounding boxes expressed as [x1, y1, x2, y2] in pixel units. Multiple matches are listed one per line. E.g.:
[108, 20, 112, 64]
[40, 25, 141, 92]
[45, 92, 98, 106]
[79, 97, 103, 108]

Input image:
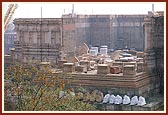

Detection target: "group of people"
[103, 94, 146, 106]
[58, 90, 147, 106]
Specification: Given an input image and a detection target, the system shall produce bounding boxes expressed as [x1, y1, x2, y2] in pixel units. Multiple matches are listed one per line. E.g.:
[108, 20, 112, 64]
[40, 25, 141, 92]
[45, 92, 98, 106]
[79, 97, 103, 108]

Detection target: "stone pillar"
[63, 63, 74, 73]
[137, 62, 144, 72]
[123, 62, 137, 71]
[112, 62, 123, 70]
[97, 64, 110, 74]
[123, 65, 136, 75]
[75, 65, 84, 73]
[79, 60, 90, 71]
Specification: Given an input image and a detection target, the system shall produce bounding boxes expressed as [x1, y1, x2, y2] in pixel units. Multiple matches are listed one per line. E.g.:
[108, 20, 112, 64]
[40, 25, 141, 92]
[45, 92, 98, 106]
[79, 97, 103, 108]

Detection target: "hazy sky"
[3, 2, 165, 18]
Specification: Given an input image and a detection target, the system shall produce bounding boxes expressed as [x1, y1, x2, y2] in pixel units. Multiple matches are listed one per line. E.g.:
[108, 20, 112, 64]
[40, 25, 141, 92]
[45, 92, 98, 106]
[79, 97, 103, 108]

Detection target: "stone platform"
[54, 71, 159, 96]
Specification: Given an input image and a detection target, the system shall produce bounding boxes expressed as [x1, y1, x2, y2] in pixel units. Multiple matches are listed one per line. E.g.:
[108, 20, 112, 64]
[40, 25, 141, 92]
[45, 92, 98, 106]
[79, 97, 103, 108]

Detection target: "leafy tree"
[4, 64, 96, 111]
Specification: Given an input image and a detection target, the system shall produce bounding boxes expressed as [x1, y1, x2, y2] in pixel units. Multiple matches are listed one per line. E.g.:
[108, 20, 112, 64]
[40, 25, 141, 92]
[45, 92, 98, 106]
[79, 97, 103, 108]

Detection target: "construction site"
[3, 3, 164, 111]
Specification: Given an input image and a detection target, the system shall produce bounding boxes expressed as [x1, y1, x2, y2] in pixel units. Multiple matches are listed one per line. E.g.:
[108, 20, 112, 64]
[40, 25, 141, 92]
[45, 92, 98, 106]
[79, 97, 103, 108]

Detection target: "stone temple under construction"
[4, 10, 164, 111]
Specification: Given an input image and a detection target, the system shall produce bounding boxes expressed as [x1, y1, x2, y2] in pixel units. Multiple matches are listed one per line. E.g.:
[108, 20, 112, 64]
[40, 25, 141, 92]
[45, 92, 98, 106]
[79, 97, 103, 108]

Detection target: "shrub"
[4, 64, 96, 111]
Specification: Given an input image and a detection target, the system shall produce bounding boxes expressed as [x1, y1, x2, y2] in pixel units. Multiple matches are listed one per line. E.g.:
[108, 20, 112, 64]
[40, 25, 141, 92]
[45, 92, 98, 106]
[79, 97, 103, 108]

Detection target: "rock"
[90, 90, 98, 102]
[114, 95, 122, 104]
[102, 94, 110, 103]
[59, 91, 65, 98]
[90, 95, 96, 102]
[123, 95, 130, 104]
[137, 96, 146, 106]
[75, 92, 83, 100]
[130, 96, 138, 105]
[109, 94, 115, 104]
[83, 92, 90, 102]
[70, 92, 75, 98]
[96, 91, 103, 102]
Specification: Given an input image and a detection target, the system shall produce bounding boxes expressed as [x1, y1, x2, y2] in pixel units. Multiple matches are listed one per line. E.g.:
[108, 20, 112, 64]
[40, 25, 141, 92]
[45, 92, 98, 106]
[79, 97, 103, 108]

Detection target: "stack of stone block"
[79, 60, 90, 71]
[123, 62, 137, 72]
[58, 60, 67, 68]
[75, 65, 84, 73]
[97, 64, 110, 74]
[63, 63, 74, 73]
[113, 62, 123, 71]
[123, 65, 136, 75]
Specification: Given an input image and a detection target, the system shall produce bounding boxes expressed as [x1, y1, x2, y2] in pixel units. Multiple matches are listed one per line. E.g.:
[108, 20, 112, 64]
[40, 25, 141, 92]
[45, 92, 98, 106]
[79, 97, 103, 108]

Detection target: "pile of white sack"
[102, 94, 146, 106]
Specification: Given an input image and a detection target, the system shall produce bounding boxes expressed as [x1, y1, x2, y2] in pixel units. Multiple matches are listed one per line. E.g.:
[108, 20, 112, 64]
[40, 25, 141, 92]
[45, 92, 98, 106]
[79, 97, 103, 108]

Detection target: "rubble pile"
[57, 46, 145, 75]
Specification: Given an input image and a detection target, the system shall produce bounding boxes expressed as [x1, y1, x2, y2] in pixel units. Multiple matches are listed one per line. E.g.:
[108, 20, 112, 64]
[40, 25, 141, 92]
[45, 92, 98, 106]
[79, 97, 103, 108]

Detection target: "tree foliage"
[4, 64, 96, 111]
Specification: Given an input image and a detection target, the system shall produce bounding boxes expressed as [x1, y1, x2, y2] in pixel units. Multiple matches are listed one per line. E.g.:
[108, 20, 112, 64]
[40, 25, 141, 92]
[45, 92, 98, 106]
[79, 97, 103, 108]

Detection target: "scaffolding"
[4, 4, 18, 31]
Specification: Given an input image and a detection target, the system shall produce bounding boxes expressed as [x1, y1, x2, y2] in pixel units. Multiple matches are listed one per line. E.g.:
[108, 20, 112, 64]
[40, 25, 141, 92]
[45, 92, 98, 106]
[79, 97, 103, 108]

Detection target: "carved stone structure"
[12, 14, 148, 64]
[144, 11, 164, 94]
[13, 18, 76, 64]
[13, 18, 63, 64]
[144, 11, 164, 72]
[62, 18, 77, 56]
